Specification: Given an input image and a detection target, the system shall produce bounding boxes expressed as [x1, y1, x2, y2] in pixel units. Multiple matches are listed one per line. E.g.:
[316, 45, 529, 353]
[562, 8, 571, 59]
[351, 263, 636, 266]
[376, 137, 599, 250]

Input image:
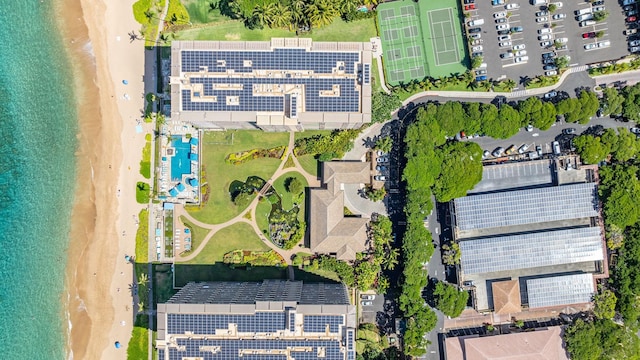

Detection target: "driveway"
[343, 183, 387, 216]
[359, 293, 384, 324]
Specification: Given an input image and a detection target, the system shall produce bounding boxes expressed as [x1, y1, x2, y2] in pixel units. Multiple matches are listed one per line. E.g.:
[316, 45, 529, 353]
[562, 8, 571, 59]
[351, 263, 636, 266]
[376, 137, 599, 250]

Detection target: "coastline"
[55, 0, 147, 358]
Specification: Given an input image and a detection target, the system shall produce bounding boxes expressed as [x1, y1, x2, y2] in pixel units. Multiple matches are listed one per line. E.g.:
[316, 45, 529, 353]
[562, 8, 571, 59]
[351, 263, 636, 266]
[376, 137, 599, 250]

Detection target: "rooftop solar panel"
[303, 315, 344, 333]
[526, 273, 595, 308]
[459, 227, 604, 275]
[363, 64, 370, 85]
[454, 183, 598, 231]
[167, 313, 286, 334]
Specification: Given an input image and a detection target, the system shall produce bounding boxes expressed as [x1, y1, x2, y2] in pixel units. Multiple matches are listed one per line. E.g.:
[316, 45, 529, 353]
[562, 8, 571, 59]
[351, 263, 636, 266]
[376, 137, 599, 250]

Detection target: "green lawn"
[136, 182, 151, 204]
[183, 0, 229, 24]
[173, 17, 376, 43]
[256, 199, 272, 238]
[295, 267, 341, 282]
[296, 155, 320, 177]
[140, 141, 151, 179]
[135, 209, 149, 263]
[127, 318, 149, 359]
[183, 222, 270, 264]
[179, 216, 210, 256]
[186, 130, 288, 224]
[272, 172, 308, 220]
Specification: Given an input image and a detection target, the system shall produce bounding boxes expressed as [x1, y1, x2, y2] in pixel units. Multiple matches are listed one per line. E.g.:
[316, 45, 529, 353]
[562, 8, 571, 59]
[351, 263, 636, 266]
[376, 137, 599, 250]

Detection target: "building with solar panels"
[450, 159, 607, 314]
[169, 39, 372, 131]
[156, 280, 356, 360]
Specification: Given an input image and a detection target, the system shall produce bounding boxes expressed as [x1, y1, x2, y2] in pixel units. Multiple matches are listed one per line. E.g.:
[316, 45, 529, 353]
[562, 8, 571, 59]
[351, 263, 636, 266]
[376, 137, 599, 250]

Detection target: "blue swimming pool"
[171, 137, 192, 181]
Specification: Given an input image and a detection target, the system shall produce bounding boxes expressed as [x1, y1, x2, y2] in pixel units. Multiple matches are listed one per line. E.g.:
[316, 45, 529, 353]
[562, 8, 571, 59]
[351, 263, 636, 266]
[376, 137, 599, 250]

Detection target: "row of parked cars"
[492, 6, 528, 64]
[487, 141, 561, 159]
[624, 1, 640, 52]
[374, 151, 388, 182]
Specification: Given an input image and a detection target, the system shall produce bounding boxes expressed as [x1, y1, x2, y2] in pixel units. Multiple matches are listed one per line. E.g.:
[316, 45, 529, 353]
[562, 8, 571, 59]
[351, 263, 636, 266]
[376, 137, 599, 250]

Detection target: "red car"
[465, 4, 476, 10]
[582, 32, 596, 38]
[628, 16, 637, 22]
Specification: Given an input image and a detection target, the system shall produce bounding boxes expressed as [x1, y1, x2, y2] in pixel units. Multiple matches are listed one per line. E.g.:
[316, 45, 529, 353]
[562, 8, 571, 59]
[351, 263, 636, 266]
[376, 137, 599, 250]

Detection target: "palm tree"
[467, 81, 478, 90]
[480, 80, 492, 92]
[291, 0, 306, 28]
[272, 3, 292, 29]
[377, 276, 390, 293]
[503, 79, 516, 91]
[138, 273, 149, 288]
[306, 0, 338, 28]
[336, 0, 357, 15]
[138, 302, 145, 313]
[462, 71, 474, 85]
[383, 248, 399, 270]
[252, 3, 276, 28]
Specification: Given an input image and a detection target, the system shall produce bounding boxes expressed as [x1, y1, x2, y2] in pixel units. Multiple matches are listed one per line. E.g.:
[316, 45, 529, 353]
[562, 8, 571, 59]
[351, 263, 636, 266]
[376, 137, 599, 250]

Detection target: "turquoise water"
[171, 137, 192, 181]
[0, 1, 77, 358]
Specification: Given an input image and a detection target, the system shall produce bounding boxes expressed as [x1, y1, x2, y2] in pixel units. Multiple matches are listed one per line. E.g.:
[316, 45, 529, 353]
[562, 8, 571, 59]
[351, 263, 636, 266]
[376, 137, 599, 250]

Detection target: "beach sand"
[56, 0, 149, 358]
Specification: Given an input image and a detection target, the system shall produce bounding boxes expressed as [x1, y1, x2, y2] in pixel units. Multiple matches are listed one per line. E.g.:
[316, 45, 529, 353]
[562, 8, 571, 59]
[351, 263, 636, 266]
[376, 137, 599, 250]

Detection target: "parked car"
[579, 20, 596, 27]
[471, 51, 483, 57]
[536, 16, 548, 22]
[552, 141, 561, 155]
[552, 13, 566, 20]
[538, 28, 552, 34]
[497, 29, 510, 35]
[515, 50, 527, 56]
[470, 33, 481, 40]
[472, 45, 483, 52]
[584, 43, 597, 50]
[500, 52, 514, 59]
[483, 150, 491, 158]
[536, 10, 549, 17]
[593, 0, 604, 5]
[471, 39, 483, 45]
[551, 1, 562, 8]
[515, 56, 529, 63]
[555, 37, 568, 44]
[464, 0, 475, 3]
[576, 14, 594, 22]
[545, 70, 558, 76]
[536, 145, 543, 156]
[505, 3, 519, 9]
[376, 150, 386, 157]
[476, 75, 487, 81]
[376, 165, 387, 171]
[540, 41, 553, 47]
[582, 32, 596, 38]
[631, 128, 640, 134]
[538, 34, 552, 41]
[464, 4, 476, 10]
[476, 69, 487, 75]
[563, 128, 576, 135]
[630, 39, 640, 46]
[625, 29, 638, 35]
[513, 44, 526, 50]
[556, 45, 568, 50]
[511, 26, 523, 33]
[498, 34, 511, 41]
[495, 17, 507, 23]
[542, 51, 556, 59]
[598, 40, 611, 48]
[361, 301, 373, 306]
[361, 294, 375, 300]
[492, 0, 505, 5]
[526, 124, 534, 132]
[373, 175, 386, 182]
[376, 157, 388, 163]
[468, 27, 482, 33]
[628, 9, 637, 16]
[496, 24, 509, 30]
[543, 57, 555, 64]
[544, 91, 558, 99]
[630, 46, 640, 52]
[623, 0, 636, 6]
[543, 64, 557, 70]
[518, 144, 530, 154]
[493, 11, 506, 18]
[628, 16, 637, 22]
[492, 147, 505, 157]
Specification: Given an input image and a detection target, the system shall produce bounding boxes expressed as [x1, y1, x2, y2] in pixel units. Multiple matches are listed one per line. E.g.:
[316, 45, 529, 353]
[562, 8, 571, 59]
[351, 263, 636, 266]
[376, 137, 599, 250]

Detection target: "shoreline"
[55, 0, 148, 358]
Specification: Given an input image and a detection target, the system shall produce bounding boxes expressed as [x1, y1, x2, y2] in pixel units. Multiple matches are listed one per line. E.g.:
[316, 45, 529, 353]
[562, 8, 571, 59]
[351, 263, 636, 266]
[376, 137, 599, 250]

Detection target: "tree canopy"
[433, 142, 483, 202]
[372, 92, 402, 123]
[433, 281, 469, 318]
[564, 319, 640, 360]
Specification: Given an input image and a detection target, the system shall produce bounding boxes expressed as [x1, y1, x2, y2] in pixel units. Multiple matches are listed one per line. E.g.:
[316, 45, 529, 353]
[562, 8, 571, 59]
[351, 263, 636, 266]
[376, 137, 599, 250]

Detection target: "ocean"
[0, 1, 77, 358]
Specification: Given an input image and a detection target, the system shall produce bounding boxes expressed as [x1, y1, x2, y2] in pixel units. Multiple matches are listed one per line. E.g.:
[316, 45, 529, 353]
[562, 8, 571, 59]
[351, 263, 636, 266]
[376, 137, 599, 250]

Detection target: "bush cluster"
[294, 129, 360, 159]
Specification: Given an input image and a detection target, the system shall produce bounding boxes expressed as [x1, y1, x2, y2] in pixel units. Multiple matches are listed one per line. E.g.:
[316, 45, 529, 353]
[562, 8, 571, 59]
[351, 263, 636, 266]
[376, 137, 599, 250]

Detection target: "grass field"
[256, 199, 272, 237]
[179, 216, 210, 257]
[136, 182, 151, 204]
[173, 17, 376, 43]
[127, 316, 149, 359]
[186, 130, 288, 224]
[135, 209, 149, 263]
[272, 172, 308, 220]
[293, 130, 332, 177]
[183, 222, 270, 264]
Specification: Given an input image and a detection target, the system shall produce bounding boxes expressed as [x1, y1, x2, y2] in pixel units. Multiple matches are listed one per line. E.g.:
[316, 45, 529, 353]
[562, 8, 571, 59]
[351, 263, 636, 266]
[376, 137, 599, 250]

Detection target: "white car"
[555, 37, 568, 44]
[551, 1, 563, 8]
[493, 11, 506, 18]
[496, 24, 509, 30]
[545, 70, 558, 76]
[538, 28, 552, 34]
[552, 13, 566, 20]
[515, 56, 529, 63]
[505, 3, 519, 10]
[584, 43, 597, 50]
[472, 45, 483, 52]
[536, 10, 549, 17]
[540, 40, 552, 47]
[513, 44, 526, 50]
[538, 34, 552, 40]
[598, 40, 611, 48]
[536, 16, 548, 23]
[630, 46, 640, 52]
[630, 40, 640, 47]
[499, 41, 512, 47]
[515, 50, 527, 56]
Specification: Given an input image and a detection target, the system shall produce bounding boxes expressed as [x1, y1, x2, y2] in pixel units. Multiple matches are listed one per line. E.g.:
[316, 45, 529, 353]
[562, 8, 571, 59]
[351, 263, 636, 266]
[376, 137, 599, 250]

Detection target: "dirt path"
[175, 131, 318, 264]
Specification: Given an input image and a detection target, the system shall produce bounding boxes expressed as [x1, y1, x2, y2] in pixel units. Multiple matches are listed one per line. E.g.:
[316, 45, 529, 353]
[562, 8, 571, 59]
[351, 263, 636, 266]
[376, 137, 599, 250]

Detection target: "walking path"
[175, 131, 319, 265]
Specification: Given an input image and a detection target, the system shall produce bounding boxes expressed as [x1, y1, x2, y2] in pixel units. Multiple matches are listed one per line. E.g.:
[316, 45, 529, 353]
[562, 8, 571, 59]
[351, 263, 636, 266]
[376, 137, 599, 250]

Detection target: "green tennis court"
[378, 0, 468, 86]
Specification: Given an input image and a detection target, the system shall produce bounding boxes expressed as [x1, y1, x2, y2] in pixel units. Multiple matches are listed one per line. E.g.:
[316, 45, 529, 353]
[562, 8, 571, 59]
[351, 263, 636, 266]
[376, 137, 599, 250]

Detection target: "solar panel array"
[290, 95, 298, 118]
[180, 49, 362, 113]
[167, 313, 286, 334]
[346, 329, 355, 360]
[363, 64, 370, 85]
[460, 227, 604, 275]
[527, 273, 595, 308]
[302, 315, 344, 333]
[454, 183, 598, 231]
[168, 338, 344, 360]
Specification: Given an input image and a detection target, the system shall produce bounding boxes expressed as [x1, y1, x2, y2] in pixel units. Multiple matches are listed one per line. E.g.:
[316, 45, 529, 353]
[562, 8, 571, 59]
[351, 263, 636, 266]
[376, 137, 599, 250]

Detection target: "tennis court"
[377, 0, 468, 86]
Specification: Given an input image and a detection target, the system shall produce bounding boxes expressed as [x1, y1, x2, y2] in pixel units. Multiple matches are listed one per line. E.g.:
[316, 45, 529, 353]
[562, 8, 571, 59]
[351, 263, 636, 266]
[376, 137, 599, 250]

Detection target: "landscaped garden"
[256, 172, 308, 249]
[178, 216, 209, 255]
[185, 130, 289, 224]
[184, 222, 270, 264]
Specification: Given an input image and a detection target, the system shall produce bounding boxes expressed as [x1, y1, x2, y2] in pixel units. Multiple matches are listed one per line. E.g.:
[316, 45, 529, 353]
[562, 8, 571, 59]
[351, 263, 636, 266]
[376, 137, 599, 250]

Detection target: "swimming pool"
[171, 137, 192, 181]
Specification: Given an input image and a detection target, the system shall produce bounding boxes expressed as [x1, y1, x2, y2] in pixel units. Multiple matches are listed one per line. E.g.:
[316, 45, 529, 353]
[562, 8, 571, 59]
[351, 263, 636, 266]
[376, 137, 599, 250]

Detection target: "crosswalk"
[511, 89, 528, 97]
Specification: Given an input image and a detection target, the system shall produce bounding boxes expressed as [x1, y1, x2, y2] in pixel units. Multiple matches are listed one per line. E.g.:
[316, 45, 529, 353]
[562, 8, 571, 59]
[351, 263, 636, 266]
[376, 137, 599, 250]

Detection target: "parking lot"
[359, 292, 384, 324]
[464, 0, 629, 87]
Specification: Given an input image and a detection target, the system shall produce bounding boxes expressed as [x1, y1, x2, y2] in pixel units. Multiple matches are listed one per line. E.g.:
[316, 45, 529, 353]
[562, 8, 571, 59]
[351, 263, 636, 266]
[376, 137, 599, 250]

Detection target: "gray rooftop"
[454, 182, 598, 233]
[468, 160, 553, 194]
[459, 227, 604, 275]
[167, 280, 349, 305]
[526, 273, 595, 309]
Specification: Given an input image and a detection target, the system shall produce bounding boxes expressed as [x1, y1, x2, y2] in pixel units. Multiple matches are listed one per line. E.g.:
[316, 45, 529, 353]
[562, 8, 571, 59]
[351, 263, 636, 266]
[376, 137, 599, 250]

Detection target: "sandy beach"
[56, 0, 149, 358]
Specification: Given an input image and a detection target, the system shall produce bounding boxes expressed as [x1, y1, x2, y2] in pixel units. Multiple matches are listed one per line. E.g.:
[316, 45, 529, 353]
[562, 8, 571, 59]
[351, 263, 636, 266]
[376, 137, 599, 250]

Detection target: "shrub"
[136, 182, 150, 204]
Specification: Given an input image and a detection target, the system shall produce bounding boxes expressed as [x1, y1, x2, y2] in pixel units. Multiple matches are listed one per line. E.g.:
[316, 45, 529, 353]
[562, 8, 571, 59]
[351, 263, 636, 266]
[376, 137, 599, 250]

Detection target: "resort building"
[450, 159, 607, 314]
[169, 39, 372, 131]
[308, 161, 372, 261]
[156, 280, 357, 360]
[444, 326, 569, 360]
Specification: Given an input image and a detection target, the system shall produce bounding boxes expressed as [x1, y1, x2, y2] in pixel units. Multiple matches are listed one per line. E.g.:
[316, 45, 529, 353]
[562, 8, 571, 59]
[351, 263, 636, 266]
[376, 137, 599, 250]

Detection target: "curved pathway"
[176, 131, 320, 264]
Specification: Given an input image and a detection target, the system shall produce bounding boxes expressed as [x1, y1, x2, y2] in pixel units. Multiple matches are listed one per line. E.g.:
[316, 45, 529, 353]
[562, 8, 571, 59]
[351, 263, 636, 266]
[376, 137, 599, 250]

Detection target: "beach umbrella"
[125, 255, 131, 263]
[122, 80, 128, 85]
[114, 341, 121, 349]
